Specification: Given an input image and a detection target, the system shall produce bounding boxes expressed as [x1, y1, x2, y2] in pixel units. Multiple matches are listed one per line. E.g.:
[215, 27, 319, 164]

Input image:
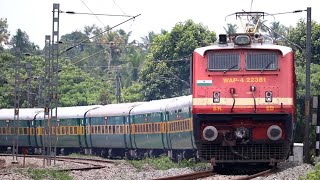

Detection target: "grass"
[127, 155, 208, 171]
[68, 153, 95, 158]
[299, 162, 318, 180]
[26, 169, 72, 180]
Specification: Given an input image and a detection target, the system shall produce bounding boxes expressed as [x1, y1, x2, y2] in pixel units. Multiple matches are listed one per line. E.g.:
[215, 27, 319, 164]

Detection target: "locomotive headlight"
[234, 35, 251, 46]
[265, 91, 273, 102]
[213, 92, 220, 103]
[267, 125, 282, 141]
[203, 126, 218, 141]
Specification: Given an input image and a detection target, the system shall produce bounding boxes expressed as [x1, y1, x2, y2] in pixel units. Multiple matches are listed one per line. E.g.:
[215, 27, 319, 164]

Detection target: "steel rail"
[152, 170, 215, 180]
[234, 168, 273, 180]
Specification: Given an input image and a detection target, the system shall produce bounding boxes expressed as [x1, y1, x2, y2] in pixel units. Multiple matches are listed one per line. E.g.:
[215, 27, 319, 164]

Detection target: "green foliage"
[68, 153, 95, 158]
[0, 18, 10, 50]
[287, 19, 320, 65]
[122, 82, 144, 102]
[302, 162, 320, 180]
[59, 61, 118, 106]
[269, 21, 289, 40]
[139, 19, 216, 100]
[9, 29, 40, 55]
[26, 169, 72, 180]
[224, 23, 238, 34]
[127, 155, 208, 171]
[295, 63, 320, 98]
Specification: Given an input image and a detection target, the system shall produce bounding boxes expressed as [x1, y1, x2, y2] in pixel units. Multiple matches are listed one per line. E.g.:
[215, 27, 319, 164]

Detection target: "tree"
[249, 15, 268, 33]
[268, 21, 288, 40]
[9, 29, 40, 55]
[0, 18, 10, 50]
[122, 82, 144, 102]
[58, 61, 115, 106]
[139, 19, 216, 100]
[223, 23, 238, 34]
[140, 31, 156, 50]
[287, 19, 320, 65]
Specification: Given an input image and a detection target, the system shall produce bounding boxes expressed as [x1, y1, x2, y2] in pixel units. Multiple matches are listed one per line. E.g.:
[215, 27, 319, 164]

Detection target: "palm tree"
[223, 24, 238, 34]
[140, 31, 156, 50]
[250, 15, 268, 33]
[268, 21, 289, 40]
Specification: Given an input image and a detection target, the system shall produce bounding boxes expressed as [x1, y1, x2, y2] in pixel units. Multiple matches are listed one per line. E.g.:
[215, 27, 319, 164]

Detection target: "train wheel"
[108, 149, 114, 158]
[167, 150, 173, 159]
[148, 150, 155, 158]
[100, 149, 107, 157]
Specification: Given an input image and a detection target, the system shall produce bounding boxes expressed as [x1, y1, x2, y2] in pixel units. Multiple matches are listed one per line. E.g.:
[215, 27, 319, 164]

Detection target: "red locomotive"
[192, 12, 296, 165]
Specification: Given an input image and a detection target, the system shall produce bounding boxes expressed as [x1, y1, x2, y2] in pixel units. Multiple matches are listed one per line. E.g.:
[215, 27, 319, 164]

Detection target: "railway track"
[152, 169, 215, 180]
[152, 167, 273, 180]
[234, 168, 274, 180]
[0, 153, 114, 172]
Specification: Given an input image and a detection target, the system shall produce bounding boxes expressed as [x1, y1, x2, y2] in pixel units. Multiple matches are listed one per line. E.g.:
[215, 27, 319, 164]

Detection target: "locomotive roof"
[165, 95, 192, 111]
[130, 96, 185, 115]
[35, 105, 101, 120]
[194, 43, 292, 57]
[0, 108, 43, 120]
[86, 102, 144, 117]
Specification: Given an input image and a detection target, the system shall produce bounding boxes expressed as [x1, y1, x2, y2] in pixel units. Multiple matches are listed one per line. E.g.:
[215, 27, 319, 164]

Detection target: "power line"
[79, 0, 105, 27]
[59, 13, 141, 55]
[72, 47, 108, 65]
[269, 10, 307, 16]
[112, 0, 127, 15]
[61, 10, 133, 17]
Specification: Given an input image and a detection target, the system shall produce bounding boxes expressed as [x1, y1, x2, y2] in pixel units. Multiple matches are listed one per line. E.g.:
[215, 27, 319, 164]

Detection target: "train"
[0, 13, 296, 166]
[0, 95, 196, 160]
[191, 13, 296, 165]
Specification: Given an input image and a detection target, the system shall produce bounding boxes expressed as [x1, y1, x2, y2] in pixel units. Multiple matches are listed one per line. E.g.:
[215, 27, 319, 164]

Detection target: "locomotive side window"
[207, 52, 240, 71]
[245, 52, 278, 70]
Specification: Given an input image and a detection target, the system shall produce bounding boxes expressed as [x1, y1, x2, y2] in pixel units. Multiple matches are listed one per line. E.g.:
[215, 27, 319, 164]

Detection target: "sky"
[1, 0, 319, 48]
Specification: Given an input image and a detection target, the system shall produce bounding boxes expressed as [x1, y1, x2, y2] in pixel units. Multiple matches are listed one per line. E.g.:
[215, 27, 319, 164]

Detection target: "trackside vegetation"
[127, 155, 208, 171]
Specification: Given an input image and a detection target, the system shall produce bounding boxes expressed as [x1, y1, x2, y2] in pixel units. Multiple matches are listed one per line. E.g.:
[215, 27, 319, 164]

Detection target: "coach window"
[207, 52, 240, 71]
[24, 128, 28, 135]
[101, 126, 105, 134]
[69, 126, 73, 135]
[245, 52, 278, 70]
[55, 127, 59, 135]
[61, 127, 65, 135]
[120, 126, 124, 134]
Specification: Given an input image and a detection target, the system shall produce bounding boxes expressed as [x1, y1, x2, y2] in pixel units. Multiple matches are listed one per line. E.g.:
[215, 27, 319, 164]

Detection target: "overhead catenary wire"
[61, 10, 134, 17]
[59, 13, 141, 55]
[269, 10, 307, 16]
[72, 47, 109, 65]
[112, 0, 127, 15]
[79, 0, 106, 27]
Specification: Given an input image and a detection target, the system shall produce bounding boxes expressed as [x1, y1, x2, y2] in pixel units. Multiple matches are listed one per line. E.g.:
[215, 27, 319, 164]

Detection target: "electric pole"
[26, 63, 32, 108]
[115, 70, 121, 103]
[304, 7, 312, 164]
[12, 44, 21, 164]
[51, 3, 60, 165]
